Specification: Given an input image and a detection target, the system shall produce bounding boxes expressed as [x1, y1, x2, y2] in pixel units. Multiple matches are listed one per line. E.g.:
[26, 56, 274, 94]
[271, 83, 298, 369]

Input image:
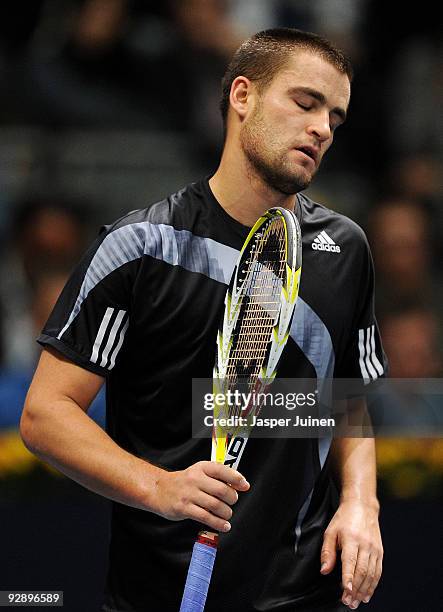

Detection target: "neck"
[209, 142, 298, 227]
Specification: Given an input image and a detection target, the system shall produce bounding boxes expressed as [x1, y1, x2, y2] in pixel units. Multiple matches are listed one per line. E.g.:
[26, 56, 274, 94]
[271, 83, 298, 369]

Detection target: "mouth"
[295, 146, 318, 164]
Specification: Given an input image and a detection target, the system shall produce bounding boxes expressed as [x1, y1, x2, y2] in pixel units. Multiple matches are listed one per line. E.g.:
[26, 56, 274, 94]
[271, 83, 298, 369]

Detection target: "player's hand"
[319, 499, 383, 609]
[151, 461, 250, 532]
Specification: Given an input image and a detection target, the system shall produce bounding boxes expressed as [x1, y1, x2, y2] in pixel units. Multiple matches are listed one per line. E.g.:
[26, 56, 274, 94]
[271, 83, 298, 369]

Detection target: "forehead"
[269, 50, 351, 109]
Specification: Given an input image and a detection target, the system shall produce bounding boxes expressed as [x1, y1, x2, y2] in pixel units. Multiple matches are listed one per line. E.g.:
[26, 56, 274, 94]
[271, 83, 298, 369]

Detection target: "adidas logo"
[312, 231, 341, 253]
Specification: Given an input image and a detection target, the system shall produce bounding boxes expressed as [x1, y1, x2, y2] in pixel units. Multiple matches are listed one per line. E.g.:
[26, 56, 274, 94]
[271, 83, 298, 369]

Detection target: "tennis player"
[21, 29, 385, 611]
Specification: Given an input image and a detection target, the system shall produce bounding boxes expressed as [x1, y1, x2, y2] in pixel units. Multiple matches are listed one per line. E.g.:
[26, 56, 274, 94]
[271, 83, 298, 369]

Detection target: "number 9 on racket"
[179, 207, 302, 612]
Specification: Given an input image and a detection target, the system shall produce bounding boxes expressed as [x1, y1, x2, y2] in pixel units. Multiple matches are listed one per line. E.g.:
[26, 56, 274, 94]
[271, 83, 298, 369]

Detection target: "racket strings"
[226, 218, 286, 418]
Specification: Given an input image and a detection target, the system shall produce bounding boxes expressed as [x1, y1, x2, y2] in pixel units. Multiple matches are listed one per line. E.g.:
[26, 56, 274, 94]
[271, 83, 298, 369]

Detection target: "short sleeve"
[38, 221, 144, 377]
[335, 236, 387, 387]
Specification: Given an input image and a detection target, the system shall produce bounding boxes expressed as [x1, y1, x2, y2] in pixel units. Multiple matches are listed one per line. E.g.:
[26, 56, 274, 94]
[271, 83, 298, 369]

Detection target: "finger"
[202, 477, 239, 506]
[355, 552, 376, 603]
[195, 491, 233, 522]
[347, 548, 370, 609]
[202, 462, 250, 490]
[320, 528, 337, 574]
[362, 554, 383, 604]
[341, 544, 358, 606]
[189, 504, 232, 533]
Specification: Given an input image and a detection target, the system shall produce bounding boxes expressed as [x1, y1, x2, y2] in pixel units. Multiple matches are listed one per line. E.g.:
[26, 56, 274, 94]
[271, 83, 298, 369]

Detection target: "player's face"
[240, 50, 350, 194]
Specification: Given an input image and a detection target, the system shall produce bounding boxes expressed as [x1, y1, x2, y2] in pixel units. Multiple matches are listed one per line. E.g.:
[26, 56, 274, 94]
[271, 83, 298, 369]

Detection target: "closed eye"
[290, 86, 347, 129]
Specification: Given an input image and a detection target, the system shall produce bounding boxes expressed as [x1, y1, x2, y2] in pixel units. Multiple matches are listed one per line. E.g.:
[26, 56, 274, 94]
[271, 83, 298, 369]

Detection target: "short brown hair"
[220, 28, 353, 130]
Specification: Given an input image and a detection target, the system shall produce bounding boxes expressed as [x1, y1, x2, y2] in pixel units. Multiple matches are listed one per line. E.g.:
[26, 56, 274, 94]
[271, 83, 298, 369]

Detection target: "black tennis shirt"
[38, 178, 386, 611]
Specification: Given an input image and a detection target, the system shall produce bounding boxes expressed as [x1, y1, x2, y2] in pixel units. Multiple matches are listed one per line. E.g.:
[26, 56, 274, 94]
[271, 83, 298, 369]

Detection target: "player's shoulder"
[78, 179, 211, 272]
[298, 192, 370, 255]
[100, 180, 204, 236]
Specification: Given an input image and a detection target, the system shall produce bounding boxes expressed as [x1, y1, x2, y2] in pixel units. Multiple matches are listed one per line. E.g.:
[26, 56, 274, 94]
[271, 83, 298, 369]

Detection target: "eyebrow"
[288, 86, 347, 124]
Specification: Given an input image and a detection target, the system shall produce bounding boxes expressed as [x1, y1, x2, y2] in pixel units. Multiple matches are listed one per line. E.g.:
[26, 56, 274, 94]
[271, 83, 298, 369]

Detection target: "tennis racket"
[179, 207, 302, 612]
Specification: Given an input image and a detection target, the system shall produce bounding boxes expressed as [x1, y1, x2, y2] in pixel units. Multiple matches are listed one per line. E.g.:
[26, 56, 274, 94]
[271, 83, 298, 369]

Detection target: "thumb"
[320, 528, 337, 575]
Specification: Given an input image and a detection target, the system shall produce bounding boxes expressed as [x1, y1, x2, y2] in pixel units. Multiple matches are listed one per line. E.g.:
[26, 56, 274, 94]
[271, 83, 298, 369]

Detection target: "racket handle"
[179, 532, 218, 612]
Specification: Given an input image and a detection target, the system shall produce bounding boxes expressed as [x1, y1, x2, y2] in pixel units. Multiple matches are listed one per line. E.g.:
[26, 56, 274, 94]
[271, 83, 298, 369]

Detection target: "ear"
[229, 76, 253, 120]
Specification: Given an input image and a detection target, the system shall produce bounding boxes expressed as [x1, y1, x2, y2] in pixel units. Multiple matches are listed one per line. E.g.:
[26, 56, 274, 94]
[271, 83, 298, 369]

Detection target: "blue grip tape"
[179, 541, 217, 612]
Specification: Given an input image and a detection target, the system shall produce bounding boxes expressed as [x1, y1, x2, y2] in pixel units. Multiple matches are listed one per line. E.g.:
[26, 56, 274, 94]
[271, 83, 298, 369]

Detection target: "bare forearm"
[330, 436, 379, 511]
[326, 415, 383, 607]
[323, 434, 383, 607]
[20, 399, 161, 511]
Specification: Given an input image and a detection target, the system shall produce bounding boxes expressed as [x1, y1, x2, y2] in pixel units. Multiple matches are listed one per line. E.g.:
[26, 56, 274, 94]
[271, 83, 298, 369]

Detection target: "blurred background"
[0, 1, 441, 610]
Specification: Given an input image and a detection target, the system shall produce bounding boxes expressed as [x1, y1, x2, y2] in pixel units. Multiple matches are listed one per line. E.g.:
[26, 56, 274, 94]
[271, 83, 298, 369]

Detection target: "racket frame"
[179, 207, 302, 612]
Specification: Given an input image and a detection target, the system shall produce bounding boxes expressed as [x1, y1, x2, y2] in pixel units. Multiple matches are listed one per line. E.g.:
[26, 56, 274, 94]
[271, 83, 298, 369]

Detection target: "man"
[21, 29, 385, 611]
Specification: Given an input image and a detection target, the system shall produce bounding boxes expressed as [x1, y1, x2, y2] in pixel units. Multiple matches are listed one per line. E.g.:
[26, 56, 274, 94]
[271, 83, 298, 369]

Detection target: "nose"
[306, 110, 331, 143]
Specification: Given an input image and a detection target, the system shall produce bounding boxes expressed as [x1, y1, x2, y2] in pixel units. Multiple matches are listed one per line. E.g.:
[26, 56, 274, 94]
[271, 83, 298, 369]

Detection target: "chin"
[245, 144, 314, 194]
[275, 169, 313, 194]
[271, 175, 311, 195]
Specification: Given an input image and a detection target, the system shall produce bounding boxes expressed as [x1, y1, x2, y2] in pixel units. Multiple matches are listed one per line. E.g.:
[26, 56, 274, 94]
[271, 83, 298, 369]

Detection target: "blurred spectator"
[368, 306, 443, 434]
[30, 268, 72, 342]
[0, 197, 88, 370]
[388, 155, 443, 263]
[0, 263, 106, 430]
[368, 197, 443, 318]
[389, 155, 442, 204]
[168, 0, 244, 162]
[170, 0, 242, 58]
[380, 307, 442, 379]
[0, 266, 69, 428]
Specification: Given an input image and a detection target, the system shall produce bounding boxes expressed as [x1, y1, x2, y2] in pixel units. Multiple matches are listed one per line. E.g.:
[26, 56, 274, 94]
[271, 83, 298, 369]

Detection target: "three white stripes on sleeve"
[91, 307, 129, 370]
[358, 325, 384, 384]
